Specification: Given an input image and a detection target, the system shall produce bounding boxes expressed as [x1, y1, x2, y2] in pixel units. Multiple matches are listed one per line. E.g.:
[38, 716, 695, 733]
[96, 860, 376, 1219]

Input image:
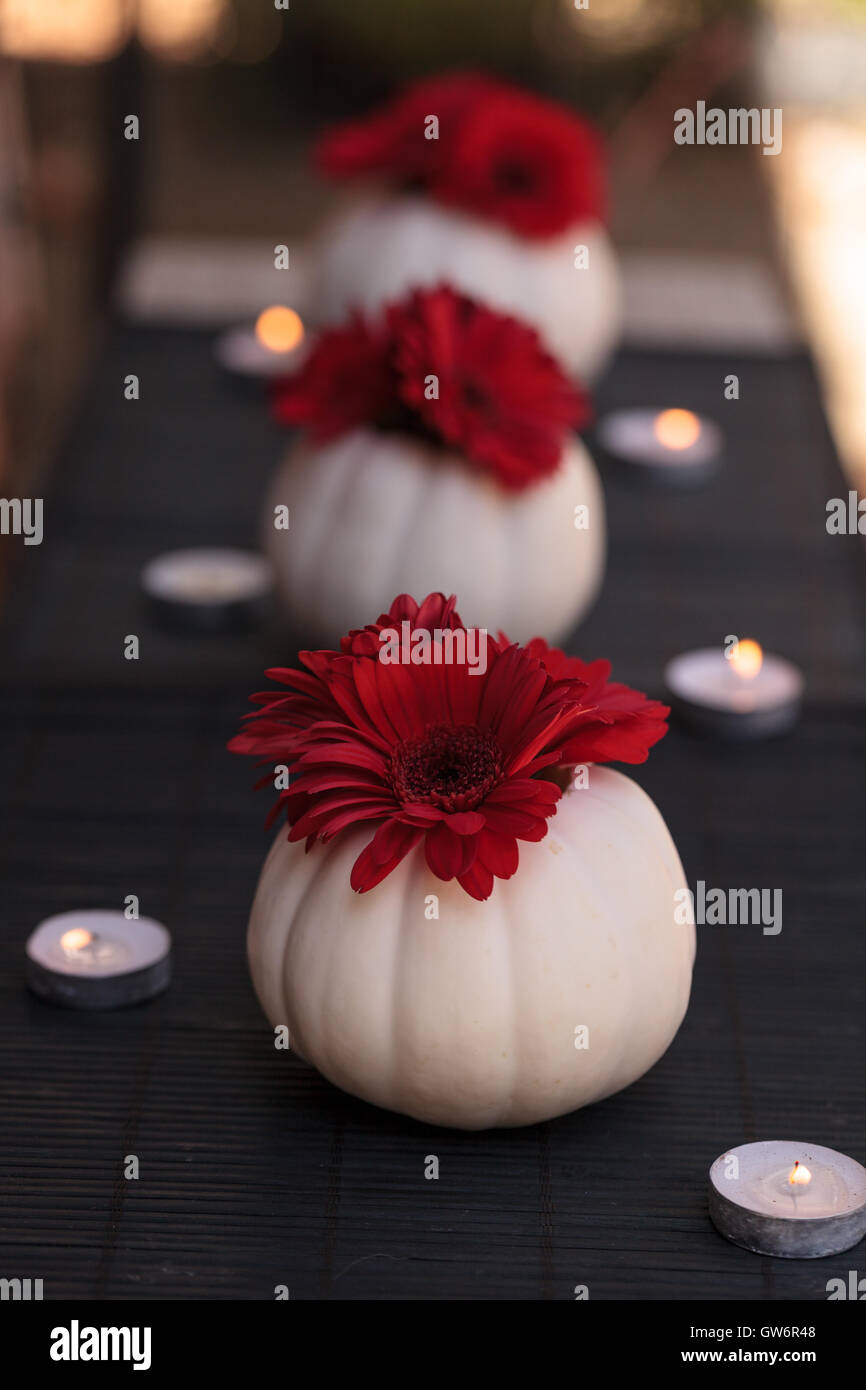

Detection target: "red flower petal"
[476, 829, 519, 879]
[315, 72, 606, 238]
[231, 594, 667, 900]
[457, 860, 495, 902]
[316, 72, 499, 182]
[268, 283, 591, 494]
[424, 822, 467, 880]
[350, 820, 424, 892]
[270, 314, 394, 442]
[390, 286, 591, 491]
[433, 90, 606, 238]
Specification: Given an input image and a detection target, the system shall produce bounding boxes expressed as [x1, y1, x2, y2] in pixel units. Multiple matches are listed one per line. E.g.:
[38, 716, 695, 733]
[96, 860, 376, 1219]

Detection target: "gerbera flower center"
[494, 156, 537, 195]
[460, 376, 494, 413]
[391, 723, 502, 812]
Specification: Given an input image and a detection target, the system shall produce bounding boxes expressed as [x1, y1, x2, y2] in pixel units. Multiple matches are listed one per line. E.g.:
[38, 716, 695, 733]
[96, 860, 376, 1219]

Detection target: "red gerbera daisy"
[270, 285, 590, 492]
[315, 71, 607, 239]
[390, 286, 591, 489]
[270, 313, 393, 442]
[432, 89, 607, 239]
[316, 72, 499, 182]
[339, 591, 465, 657]
[498, 635, 670, 764]
[229, 594, 668, 901]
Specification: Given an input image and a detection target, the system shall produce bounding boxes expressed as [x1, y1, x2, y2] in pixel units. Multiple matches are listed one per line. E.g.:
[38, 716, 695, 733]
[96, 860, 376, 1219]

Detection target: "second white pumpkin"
[313, 195, 622, 383]
[264, 427, 605, 646]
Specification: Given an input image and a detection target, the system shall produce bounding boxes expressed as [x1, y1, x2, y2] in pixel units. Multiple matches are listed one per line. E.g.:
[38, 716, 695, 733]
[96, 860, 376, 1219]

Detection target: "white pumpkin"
[247, 767, 694, 1130]
[264, 427, 605, 646]
[312, 194, 623, 383]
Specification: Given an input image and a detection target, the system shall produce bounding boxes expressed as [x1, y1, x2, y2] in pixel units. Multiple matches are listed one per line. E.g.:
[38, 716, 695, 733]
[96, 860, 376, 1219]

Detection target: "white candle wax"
[664, 644, 803, 738]
[596, 407, 723, 483]
[141, 548, 272, 631]
[26, 911, 172, 1009]
[215, 306, 308, 378]
[709, 1142, 866, 1257]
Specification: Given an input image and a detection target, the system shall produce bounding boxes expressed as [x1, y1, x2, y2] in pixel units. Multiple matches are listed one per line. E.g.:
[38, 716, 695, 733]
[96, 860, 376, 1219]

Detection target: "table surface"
[1, 327, 864, 1301]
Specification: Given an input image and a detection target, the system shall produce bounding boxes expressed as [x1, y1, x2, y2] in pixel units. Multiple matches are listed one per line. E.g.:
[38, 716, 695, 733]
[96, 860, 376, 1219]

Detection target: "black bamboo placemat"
[1, 327, 864, 1300]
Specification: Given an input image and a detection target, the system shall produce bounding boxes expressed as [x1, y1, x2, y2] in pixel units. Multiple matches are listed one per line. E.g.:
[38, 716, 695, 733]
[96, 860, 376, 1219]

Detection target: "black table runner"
[1, 327, 864, 1299]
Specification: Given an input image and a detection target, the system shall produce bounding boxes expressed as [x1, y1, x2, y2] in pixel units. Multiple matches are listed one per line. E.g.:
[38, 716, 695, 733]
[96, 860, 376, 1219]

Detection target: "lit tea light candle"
[709, 1142, 866, 1258]
[141, 547, 272, 632]
[595, 407, 723, 485]
[26, 911, 171, 1009]
[664, 639, 803, 739]
[215, 305, 307, 378]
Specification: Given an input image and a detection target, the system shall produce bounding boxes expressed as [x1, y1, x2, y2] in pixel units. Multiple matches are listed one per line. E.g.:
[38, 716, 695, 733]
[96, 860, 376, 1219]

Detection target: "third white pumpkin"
[313, 195, 623, 383]
[247, 768, 694, 1130]
[264, 428, 605, 645]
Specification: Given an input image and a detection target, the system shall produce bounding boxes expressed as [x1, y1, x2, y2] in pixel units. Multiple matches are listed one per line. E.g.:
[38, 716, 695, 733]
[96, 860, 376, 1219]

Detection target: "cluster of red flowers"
[317, 72, 606, 239]
[272, 284, 591, 491]
[230, 594, 669, 901]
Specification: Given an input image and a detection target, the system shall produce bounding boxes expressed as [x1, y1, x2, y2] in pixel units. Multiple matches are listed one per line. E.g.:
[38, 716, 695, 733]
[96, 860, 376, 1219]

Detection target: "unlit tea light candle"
[141, 547, 272, 632]
[665, 639, 803, 739]
[215, 305, 307, 378]
[26, 911, 171, 1009]
[709, 1142, 866, 1258]
[596, 407, 723, 484]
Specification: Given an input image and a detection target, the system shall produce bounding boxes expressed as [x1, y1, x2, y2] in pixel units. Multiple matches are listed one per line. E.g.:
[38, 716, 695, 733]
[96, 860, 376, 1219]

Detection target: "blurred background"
[1, 0, 865, 530]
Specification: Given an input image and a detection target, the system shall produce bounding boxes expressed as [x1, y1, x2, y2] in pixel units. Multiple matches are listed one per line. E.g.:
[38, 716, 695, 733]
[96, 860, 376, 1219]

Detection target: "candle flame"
[653, 409, 701, 451]
[60, 927, 93, 953]
[255, 306, 304, 355]
[730, 639, 764, 681]
[788, 1161, 812, 1187]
